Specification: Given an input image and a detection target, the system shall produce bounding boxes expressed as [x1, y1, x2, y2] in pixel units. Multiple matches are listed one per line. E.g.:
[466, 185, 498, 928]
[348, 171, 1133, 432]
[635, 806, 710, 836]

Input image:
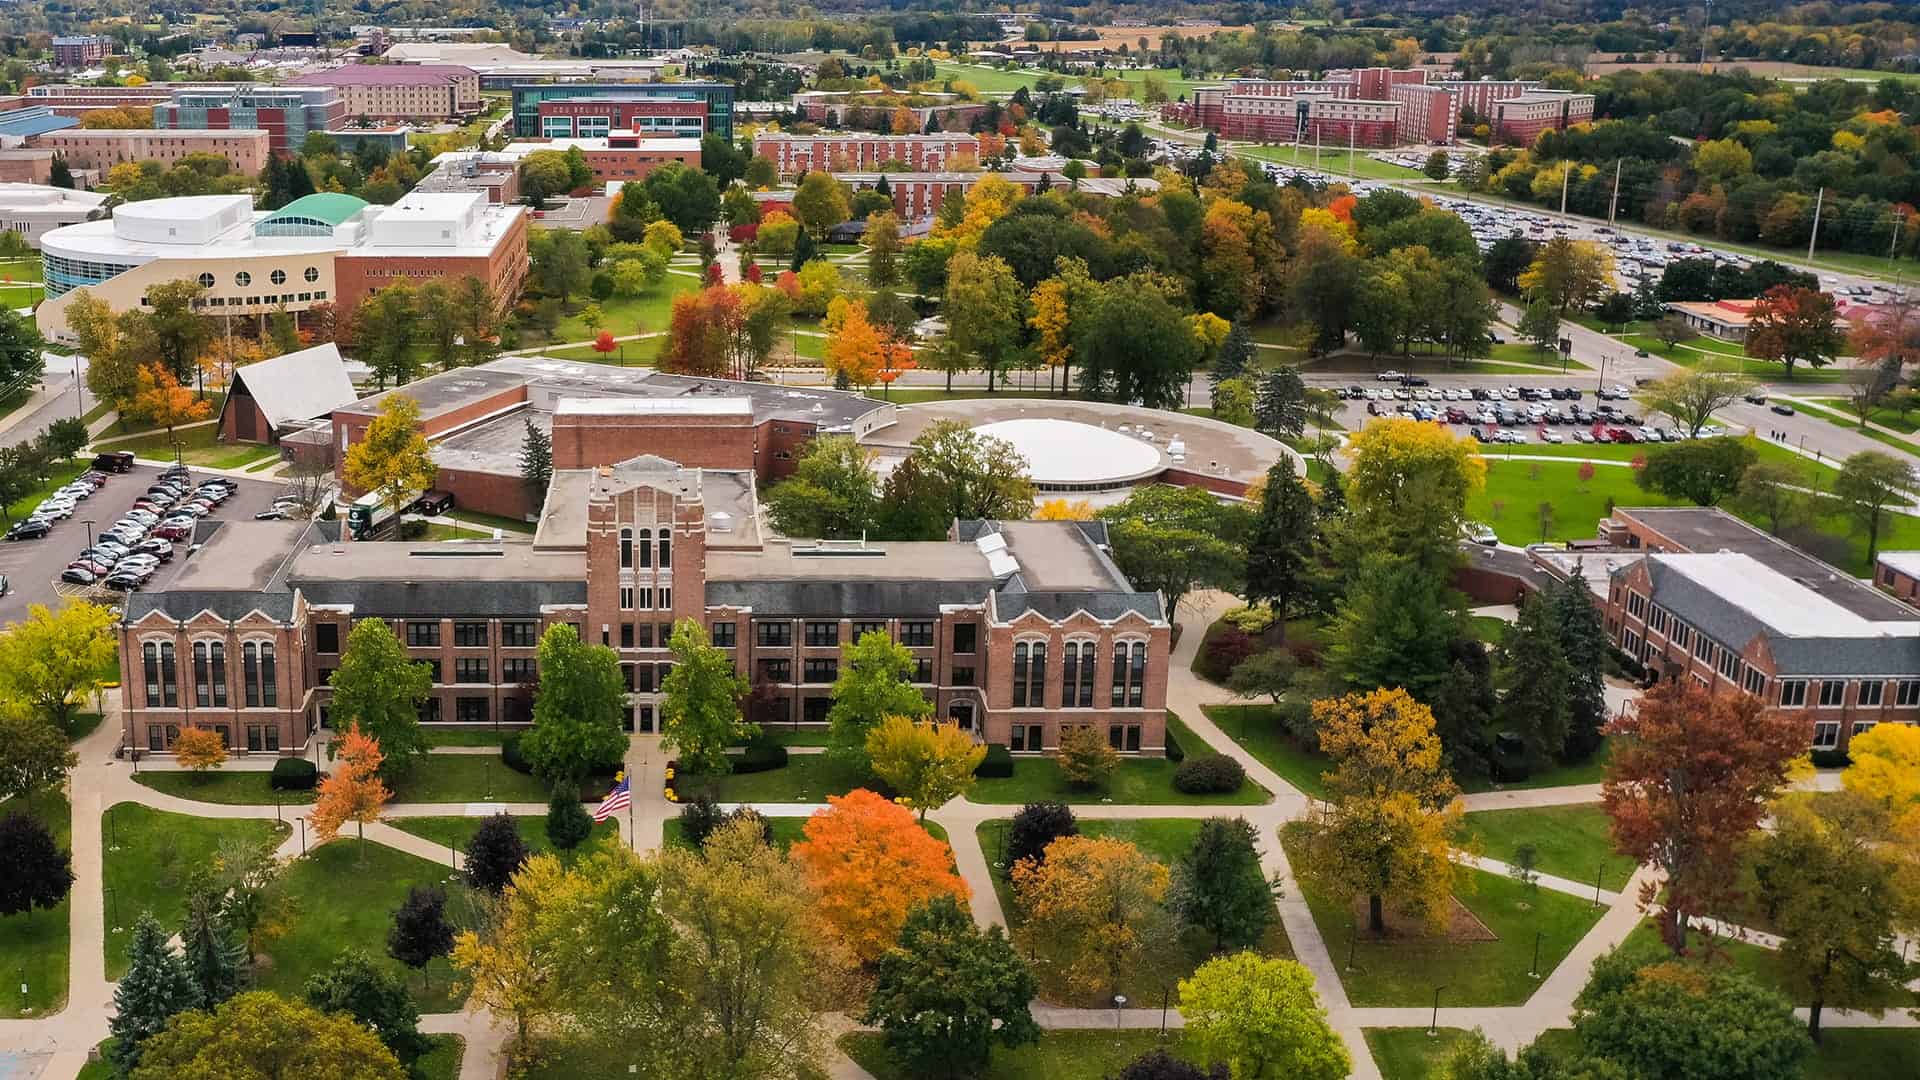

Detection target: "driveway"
[0, 463, 289, 626]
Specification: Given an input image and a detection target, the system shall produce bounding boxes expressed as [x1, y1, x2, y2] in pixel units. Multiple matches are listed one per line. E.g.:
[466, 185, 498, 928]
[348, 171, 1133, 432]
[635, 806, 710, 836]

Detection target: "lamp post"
[1428, 985, 1447, 1036]
[1113, 994, 1127, 1031]
[81, 519, 94, 554]
[296, 816, 306, 855]
[1528, 931, 1543, 979]
[1594, 860, 1606, 907]
[105, 885, 119, 933]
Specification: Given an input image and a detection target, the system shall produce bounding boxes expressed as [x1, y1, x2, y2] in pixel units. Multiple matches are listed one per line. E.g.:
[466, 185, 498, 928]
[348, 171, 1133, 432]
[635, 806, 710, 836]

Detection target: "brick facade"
[332, 209, 527, 334]
[752, 133, 980, 175]
[29, 129, 272, 173]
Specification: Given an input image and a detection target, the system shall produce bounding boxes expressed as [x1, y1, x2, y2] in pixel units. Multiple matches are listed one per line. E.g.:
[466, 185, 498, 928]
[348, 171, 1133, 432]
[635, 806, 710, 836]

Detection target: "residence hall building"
[1490, 90, 1597, 147]
[1588, 507, 1920, 755]
[51, 35, 113, 69]
[27, 128, 271, 174]
[154, 85, 346, 156]
[117, 465, 1171, 757]
[753, 132, 980, 175]
[34, 191, 526, 344]
[510, 83, 734, 141]
[830, 171, 1160, 220]
[285, 64, 482, 122]
[1177, 68, 1549, 147]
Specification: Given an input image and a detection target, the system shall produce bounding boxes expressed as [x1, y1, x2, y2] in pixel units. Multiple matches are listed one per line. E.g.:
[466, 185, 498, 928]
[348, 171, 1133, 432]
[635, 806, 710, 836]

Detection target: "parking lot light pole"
[81, 519, 94, 553]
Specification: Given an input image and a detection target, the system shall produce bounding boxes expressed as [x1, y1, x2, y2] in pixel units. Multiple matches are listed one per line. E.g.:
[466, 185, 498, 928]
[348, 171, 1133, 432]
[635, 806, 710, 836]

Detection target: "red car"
[151, 522, 193, 542]
[1608, 427, 1637, 443]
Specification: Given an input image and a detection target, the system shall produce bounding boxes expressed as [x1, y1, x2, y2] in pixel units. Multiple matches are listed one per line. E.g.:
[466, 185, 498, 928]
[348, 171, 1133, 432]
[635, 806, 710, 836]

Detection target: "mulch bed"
[1348, 893, 1498, 942]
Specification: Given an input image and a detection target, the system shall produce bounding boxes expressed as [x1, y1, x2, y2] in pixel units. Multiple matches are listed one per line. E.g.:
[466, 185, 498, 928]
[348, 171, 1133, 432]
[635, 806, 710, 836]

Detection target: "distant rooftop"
[287, 64, 476, 85]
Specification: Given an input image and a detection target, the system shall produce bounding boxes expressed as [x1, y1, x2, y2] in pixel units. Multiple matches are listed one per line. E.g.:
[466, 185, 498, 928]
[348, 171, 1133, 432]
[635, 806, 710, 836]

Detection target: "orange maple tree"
[591, 330, 617, 356]
[172, 727, 227, 774]
[824, 298, 885, 388]
[1602, 679, 1808, 954]
[311, 723, 393, 858]
[789, 787, 969, 963]
[131, 363, 212, 436]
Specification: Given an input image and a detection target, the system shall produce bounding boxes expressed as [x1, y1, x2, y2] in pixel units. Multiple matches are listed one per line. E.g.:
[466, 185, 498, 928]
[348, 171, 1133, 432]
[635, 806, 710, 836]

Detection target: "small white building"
[0, 183, 108, 249]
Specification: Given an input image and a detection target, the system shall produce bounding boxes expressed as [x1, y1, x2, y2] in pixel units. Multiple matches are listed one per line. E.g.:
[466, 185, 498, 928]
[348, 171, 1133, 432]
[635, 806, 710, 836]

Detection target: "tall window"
[1110, 641, 1147, 707]
[658, 533, 671, 567]
[143, 642, 163, 706]
[1013, 643, 1030, 707]
[1012, 641, 1046, 708]
[1111, 642, 1128, 706]
[193, 641, 227, 708]
[637, 528, 652, 567]
[1062, 642, 1094, 708]
[620, 528, 633, 569]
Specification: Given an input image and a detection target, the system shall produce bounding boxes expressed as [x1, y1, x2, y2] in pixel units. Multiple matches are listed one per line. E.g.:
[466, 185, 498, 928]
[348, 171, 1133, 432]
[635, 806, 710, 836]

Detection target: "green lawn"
[1805, 397, 1920, 434]
[1487, 438, 1842, 487]
[259, 839, 469, 1013]
[968, 754, 1271, 806]
[414, 1035, 465, 1080]
[101, 804, 289, 978]
[137, 753, 554, 805]
[1804, 1029, 1920, 1079]
[1487, 342, 1587, 370]
[3, 459, 89, 523]
[422, 727, 513, 747]
[0, 789, 69, 1016]
[1473, 458, 1682, 544]
[841, 1030, 1201, 1080]
[135, 769, 317, 805]
[1460, 804, 1637, 896]
[1365, 1028, 1475, 1080]
[1615, 918, 1914, 1010]
[1788, 399, 1920, 458]
[1455, 741, 1613, 795]
[545, 275, 701, 342]
[661, 815, 810, 851]
[446, 508, 535, 534]
[1202, 704, 1333, 800]
[1285, 827, 1608, 1007]
[92, 421, 277, 470]
[1232, 141, 1428, 182]
[387, 813, 619, 863]
[689, 753, 878, 803]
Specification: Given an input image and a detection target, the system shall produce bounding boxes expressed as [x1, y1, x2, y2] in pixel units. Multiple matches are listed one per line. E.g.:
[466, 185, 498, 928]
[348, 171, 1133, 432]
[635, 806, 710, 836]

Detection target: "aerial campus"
[3, 4, 1920, 1079]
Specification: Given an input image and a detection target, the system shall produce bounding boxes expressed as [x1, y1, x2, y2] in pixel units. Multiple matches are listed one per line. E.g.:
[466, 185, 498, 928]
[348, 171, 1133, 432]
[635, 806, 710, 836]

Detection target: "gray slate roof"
[703, 579, 992, 617]
[1638, 558, 1920, 677]
[293, 579, 586, 618]
[996, 590, 1164, 623]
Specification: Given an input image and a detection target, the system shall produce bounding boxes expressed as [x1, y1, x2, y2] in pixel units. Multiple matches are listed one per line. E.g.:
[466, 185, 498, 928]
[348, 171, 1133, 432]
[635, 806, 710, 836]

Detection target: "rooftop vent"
[408, 548, 505, 558]
[708, 511, 734, 533]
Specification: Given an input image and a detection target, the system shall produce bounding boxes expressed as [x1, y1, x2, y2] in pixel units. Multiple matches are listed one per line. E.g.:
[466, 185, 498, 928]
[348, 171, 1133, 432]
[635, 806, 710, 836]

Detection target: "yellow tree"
[450, 852, 569, 1046]
[864, 715, 986, 819]
[1518, 237, 1615, 314]
[889, 106, 917, 134]
[1029, 277, 1072, 387]
[1294, 688, 1467, 935]
[342, 394, 438, 531]
[1843, 724, 1920, 931]
[195, 336, 267, 393]
[130, 362, 212, 438]
[0, 600, 117, 735]
[1010, 835, 1170, 1001]
[310, 724, 391, 855]
[172, 727, 227, 775]
[942, 173, 1023, 248]
[824, 297, 885, 388]
[1035, 498, 1094, 520]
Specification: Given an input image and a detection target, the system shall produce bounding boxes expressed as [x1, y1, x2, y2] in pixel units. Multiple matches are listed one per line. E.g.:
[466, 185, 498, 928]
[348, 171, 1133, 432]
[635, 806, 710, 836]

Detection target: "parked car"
[1744, 392, 1768, 405]
[131, 538, 174, 561]
[60, 567, 96, 586]
[90, 450, 134, 473]
[1771, 403, 1796, 416]
[152, 523, 193, 542]
[6, 520, 49, 541]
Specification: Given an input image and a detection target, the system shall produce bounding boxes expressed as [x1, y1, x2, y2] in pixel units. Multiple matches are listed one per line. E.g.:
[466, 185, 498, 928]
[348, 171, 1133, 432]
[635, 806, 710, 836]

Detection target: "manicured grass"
[689, 753, 878, 803]
[546, 275, 701, 342]
[1202, 704, 1333, 800]
[1472, 458, 1683, 544]
[1285, 827, 1608, 1007]
[751, 727, 832, 747]
[1468, 614, 1510, 645]
[661, 815, 811, 851]
[1804, 1029, 1920, 1080]
[842, 1030, 1202, 1080]
[1805, 396, 1920, 434]
[101, 804, 289, 978]
[535, 336, 663, 365]
[1486, 438, 1843, 487]
[1365, 1027, 1475, 1080]
[422, 727, 514, 747]
[4, 459, 89, 522]
[387, 813, 618, 863]
[1233, 141, 1428, 181]
[136, 769, 317, 805]
[1614, 918, 1914, 1009]
[259, 839, 469, 1012]
[67, 711, 106, 742]
[1487, 342, 1587, 370]
[0, 789, 69, 1016]
[91, 421, 264, 469]
[414, 1035, 465, 1080]
[1460, 804, 1636, 895]
[1454, 741, 1613, 795]
[135, 753, 551, 805]
[968, 754, 1271, 806]
[446, 508, 535, 534]
[1788, 399, 1920, 457]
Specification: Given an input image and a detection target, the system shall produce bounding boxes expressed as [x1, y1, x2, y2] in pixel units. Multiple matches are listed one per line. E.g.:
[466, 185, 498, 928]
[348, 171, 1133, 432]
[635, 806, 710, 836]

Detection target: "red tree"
[591, 330, 617, 357]
[704, 263, 725, 286]
[1745, 284, 1845, 378]
[1601, 679, 1808, 953]
[744, 263, 763, 284]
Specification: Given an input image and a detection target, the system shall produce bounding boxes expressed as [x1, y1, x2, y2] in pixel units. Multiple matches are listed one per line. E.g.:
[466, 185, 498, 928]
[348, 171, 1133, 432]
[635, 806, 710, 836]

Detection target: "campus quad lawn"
[387, 814, 619, 864]
[101, 804, 289, 978]
[841, 1030, 1204, 1080]
[547, 275, 700, 342]
[413, 1035, 465, 1080]
[1202, 704, 1333, 800]
[1364, 1028, 1475, 1080]
[690, 752, 877, 803]
[1806, 396, 1920, 434]
[1788, 400, 1920, 459]
[136, 770, 316, 805]
[1459, 804, 1637, 895]
[421, 727, 509, 747]
[93, 421, 278, 470]
[1803, 1029, 1920, 1079]
[136, 753, 550, 805]
[0, 789, 69, 1017]
[1284, 827, 1607, 1007]
[258, 839, 468, 1013]
[1470, 458, 1683, 545]
[1614, 919, 1915, 1010]
[967, 753, 1271, 806]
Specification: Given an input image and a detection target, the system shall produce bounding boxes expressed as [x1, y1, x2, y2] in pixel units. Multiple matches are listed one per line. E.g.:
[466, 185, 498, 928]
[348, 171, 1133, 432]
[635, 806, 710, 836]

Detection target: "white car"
[1542, 431, 1564, 443]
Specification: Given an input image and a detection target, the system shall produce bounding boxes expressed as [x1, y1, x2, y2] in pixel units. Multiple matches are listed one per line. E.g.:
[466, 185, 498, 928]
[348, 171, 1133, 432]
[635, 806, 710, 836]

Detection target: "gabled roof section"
[229, 343, 358, 430]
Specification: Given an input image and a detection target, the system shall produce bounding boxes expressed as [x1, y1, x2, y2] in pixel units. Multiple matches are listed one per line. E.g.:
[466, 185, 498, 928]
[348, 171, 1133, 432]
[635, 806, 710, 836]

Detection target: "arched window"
[1013, 640, 1046, 707]
[243, 642, 277, 708]
[193, 640, 227, 708]
[637, 528, 652, 568]
[658, 532, 671, 568]
[619, 528, 633, 569]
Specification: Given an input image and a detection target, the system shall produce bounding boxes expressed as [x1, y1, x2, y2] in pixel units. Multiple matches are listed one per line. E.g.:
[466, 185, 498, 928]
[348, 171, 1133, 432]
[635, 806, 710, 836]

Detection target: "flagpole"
[628, 759, 636, 850]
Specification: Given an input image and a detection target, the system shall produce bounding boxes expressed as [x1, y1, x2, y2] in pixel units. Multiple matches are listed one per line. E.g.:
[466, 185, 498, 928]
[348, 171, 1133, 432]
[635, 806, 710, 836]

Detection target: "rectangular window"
[454, 622, 489, 648]
[417, 696, 441, 723]
[456, 697, 489, 724]
[1717, 649, 1739, 681]
[803, 658, 838, 683]
[1813, 721, 1841, 750]
[1671, 623, 1690, 652]
[1108, 724, 1142, 751]
[1128, 642, 1146, 707]
[621, 623, 635, 649]
[143, 642, 162, 705]
[952, 665, 975, 687]
[1779, 679, 1808, 707]
[1743, 667, 1765, 696]
[759, 658, 791, 683]
[1078, 643, 1096, 707]
[406, 621, 440, 647]
[1010, 723, 1043, 752]
[1854, 720, 1879, 738]
[710, 622, 736, 648]
[953, 623, 977, 653]
[501, 621, 539, 648]
[1111, 641, 1128, 706]
[635, 623, 653, 649]
[315, 623, 339, 653]
[1025, 642, 1046, 708]
[1899, 679, 1920, 707]
[658, 535, 670, 568]
[913, 658, 933, 683]
[658, 587, 671, 610]
[1861, 680, 1885, 707]
[658, 623, 673, 648]
[901, 621, 935, 647]
[757, 622, 792, 647]
[620, 586, 634, 610]
[246, 724, 280, 753]
[1818, 680, 1847, 708]
[454, 658, 489, 684]
[805, 621, 839, 647]
[502, 658, 537, 683]
[852, 620, 887, 640]
[620, 530, 633, 569]
[243, 643, 260, 707]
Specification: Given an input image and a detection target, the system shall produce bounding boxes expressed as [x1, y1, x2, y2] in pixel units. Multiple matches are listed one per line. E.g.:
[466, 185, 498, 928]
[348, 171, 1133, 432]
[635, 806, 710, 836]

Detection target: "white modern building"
[0, 183, 108, 248]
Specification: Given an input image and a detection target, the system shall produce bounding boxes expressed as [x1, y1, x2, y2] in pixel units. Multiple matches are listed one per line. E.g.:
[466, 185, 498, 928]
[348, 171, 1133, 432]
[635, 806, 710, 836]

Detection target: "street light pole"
[1428, 985, 1447, 1036]
[1528, 931, 1543, 979]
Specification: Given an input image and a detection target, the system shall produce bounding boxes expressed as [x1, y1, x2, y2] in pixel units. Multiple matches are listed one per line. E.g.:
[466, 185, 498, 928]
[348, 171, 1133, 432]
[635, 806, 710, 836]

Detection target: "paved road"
[0, 463, 288, 626]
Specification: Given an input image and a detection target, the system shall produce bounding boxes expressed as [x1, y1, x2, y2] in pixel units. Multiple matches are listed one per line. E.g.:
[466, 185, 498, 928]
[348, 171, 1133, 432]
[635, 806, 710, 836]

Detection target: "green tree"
[520, 418, 553, 515]
[528, 228, 592, 305]
[660, 619, 753, 777]
[0, 711, 76, 808]
[898, 420, 1037, 524]
[178, 880, 245, 1008]
[341, 395, 437, 535]
[1734, 461, 1810, 537]
[109, 913, 201, 1078]
[865, 210, 903, 287]
[1099, 484, 1253, 618]
[1244, 463, 1316, 626]
[518, 150, 573, 205]
[761, 434, 879, 539]
[1496, 593, 1572, 771]
[1572, 949, 1810, 1080]
[212, 836, 289, 965]
[350, 282, 418, 388]
[866, 715, 984, 819]
[545, 785, 594, 850]
[1169, 817, 1276, 951]
[1253, 367, 1309, 438]
[1179, 952, 1350, 1080]
[1834, 450, 1914, 566]
[828, 631, 932, 767]
[1074, 273, 1203, 409]
[1212, 378, 1255, 426]
[139, 279, 214, 387]
[129, 991, 406, 1080]
[863, 895, 1039, 1079]
[791, 171, 850, 240]
[1518, 298, 1561, 353]
[1550, 570, 1609, 762]
[1635, 369, 1756, 437]
[1328, 552, 1464, 697]
[328, 618, 431, 779]
[1635, 436, 1756, 506]
[1211, 322, 1255, 389]
[303, 949, 425, 1064]
[943, 252, 1025, 391]
[1423, 150, 1451, 180]
[521, 623, 627, 786]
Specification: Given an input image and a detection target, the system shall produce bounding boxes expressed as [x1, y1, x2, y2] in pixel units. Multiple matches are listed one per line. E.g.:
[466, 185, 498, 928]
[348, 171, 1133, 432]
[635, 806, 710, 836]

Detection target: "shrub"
[1007, 801, 1077, 868]
[733, 742, 788, 774]
[464, 814, 529, 894]
[678, 795, 726, 848]
[1173, 753, 1246, 794]
[545, 787, 594, 850]
[1810, 748, 1851, 769]
[1164, 722, 1186, 762]
[1195, 623, 1257, 683]
[975, 743, 1013, 778]
[1057, 725, 1120, 788]
[269, 757, 318, 790]
[503, 731, 622, 781]
[1221, 604, 1276, 635]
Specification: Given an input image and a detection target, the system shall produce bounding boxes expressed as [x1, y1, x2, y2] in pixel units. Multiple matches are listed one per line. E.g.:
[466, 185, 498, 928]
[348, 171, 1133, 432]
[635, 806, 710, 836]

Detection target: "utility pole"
[1559, 163, 1570, 218]
[1889, 216, 1904, 268]
[1807, 186, 1825, 262]
[1699, 0, 1714, 70]
[1347, 123, 1355, 180]
[1607, 159, 1622, 226]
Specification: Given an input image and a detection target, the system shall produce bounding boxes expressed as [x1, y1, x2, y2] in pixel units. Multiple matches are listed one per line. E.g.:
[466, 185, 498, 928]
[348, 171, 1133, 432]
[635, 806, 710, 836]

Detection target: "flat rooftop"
[708, 540, 994, 583]
[338, 365, 532, 423]
[286, 539, 584, 583]
[1877, 551, 1920, 580]
[164, 520, 311, 592]
[1652, 553, 1920, 639]
[1617, 507, 1914, 622]
[996, 520, 1128, 591]
[533, 462, 761, 552]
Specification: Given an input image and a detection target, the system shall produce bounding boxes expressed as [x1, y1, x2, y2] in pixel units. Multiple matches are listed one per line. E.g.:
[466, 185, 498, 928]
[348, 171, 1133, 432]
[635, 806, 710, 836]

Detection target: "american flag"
[592, 772, 631, 823]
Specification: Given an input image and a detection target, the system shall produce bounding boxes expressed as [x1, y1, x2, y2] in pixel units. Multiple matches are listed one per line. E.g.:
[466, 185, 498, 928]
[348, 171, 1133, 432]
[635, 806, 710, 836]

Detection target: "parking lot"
[0, 463, 290, 625]
[1330, 375, 1733, 446]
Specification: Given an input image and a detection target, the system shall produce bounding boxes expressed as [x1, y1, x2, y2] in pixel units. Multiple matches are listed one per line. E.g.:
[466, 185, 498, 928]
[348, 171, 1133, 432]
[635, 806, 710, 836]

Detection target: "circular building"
[969, 417, 1167, 492]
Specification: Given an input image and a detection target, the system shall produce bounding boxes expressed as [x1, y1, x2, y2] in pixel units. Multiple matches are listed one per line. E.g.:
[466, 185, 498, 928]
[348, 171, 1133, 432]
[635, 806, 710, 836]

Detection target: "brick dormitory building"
[118, 372, 1173, 761]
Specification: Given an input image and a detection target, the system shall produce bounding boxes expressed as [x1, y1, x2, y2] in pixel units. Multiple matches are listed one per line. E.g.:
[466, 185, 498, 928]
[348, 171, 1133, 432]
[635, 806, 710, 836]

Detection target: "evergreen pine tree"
[1428, 637, 1498, 781]
[519, 418, 553, 513]
[545, 786, 594, 850]
[110, 913, 201, 1077]
[1253, 367, 1308, 438]
[791, 227, 816, 271]
[1496, 593, 1573, 772]
[875, 172, 892, 197]
[1551, 570, 1610, 762]
[178, 888, 246, 1009]
[1168, 817, 1276, 951]
[1210, 321, 1254, 392]
[1244, 463, 1316, 626]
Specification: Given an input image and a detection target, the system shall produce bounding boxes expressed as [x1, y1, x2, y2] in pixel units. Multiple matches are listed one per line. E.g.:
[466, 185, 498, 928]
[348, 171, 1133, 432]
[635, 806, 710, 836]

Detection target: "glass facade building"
[510, 82, 733, 140]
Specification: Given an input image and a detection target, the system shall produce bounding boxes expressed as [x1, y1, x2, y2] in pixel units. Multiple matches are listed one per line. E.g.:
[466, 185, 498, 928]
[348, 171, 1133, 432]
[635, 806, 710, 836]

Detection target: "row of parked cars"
[54, 468, 238, 592]
[3, 452, 137, 543]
